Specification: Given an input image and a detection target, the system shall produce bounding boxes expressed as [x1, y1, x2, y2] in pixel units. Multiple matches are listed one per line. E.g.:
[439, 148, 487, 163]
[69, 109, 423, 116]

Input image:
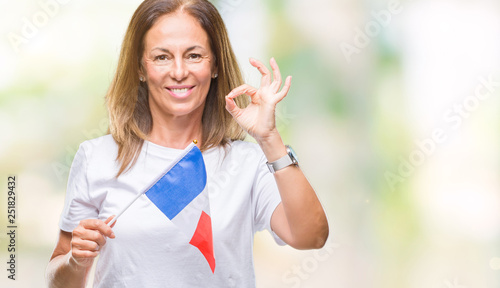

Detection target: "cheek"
[190, 65, 213, 82]
[146, 64, 168, 83]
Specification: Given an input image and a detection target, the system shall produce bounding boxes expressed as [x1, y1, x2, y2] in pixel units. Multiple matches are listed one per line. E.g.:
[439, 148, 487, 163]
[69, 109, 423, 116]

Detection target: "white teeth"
[171, 88, 189, 94]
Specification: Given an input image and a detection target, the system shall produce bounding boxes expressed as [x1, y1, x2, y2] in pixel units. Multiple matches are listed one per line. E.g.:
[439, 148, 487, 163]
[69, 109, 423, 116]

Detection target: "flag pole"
[107, 141, 198, 227]
[108, 190, 144, 226]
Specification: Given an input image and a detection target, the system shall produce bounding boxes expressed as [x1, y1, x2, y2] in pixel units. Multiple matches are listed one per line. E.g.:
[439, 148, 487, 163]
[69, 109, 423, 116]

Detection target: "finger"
[227, 84, 257, 99]
[270, 57, 282, 92]
[72, 248, 99, 260]
[276, 76, 292, 102]
[71, 241, 100, 260]
[71, 238, 102, 253]
[249, 58, 271, 87]
[225, 96, 241, 118]
[80, 218, 115, 239]
[105, 215, 117, 229]
[73, 226, 108, 248]
[70, 236, 101, 267]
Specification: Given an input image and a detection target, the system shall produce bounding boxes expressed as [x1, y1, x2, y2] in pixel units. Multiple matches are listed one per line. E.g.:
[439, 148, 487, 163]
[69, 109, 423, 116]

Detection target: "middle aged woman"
[47, 0, 329, 287]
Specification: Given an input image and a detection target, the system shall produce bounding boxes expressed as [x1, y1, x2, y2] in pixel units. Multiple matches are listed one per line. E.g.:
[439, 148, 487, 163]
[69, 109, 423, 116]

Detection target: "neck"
[148, 112, 203, 149]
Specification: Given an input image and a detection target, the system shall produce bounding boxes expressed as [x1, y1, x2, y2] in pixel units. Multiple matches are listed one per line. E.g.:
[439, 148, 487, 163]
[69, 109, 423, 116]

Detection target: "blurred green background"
[1, 0, 500, 287]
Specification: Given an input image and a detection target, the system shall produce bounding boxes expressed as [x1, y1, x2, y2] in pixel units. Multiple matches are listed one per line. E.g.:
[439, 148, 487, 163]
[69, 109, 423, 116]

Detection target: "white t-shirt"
[59, 135, 284, 287]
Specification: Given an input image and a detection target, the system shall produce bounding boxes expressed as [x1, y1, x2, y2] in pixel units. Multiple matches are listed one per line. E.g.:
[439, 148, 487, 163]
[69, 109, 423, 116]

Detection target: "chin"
[166, 102, 205, 118]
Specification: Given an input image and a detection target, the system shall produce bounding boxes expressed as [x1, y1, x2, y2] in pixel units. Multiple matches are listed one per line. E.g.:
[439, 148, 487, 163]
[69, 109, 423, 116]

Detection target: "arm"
[261, 133, 329, 249]
[225, 58, 329, 249]
[46, 217, 115, 288]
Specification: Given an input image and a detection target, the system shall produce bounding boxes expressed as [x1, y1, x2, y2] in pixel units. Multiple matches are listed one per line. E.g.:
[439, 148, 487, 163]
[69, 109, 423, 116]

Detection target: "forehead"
[144, 11, 210, 51]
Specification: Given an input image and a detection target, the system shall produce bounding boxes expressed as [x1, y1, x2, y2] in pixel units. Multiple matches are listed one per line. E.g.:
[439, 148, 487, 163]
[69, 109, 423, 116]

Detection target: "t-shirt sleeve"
[59, 143, 99, 232]
[252, 153, 286, 246]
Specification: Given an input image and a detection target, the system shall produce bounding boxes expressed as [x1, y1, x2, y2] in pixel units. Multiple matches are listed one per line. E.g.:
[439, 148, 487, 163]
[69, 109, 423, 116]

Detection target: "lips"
[165, 85, 195, 99]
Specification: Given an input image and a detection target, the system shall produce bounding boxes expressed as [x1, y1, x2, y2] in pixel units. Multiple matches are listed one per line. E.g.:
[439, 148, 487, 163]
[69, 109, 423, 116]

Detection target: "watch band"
[266, 145, 298, 173]
[266, 153, 294, 173]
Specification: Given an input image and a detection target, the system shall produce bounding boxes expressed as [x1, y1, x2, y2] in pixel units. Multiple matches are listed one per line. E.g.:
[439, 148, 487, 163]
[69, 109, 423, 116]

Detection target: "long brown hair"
[106, 0, 248, 177]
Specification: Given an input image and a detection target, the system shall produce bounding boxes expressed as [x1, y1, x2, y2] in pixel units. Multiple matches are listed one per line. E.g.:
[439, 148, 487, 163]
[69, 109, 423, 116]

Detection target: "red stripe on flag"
[189, 211, 216, 273]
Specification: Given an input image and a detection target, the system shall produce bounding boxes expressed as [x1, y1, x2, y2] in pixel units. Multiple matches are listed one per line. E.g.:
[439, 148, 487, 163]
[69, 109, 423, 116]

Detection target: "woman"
[46, 0, 328, 287]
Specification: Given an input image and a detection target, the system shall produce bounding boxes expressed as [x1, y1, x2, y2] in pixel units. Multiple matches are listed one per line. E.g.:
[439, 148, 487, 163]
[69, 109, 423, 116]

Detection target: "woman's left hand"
[225, 57, 292, 144]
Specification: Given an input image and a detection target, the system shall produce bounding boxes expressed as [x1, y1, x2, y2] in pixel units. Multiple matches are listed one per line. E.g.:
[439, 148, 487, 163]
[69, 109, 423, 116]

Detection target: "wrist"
[68, 253, 93, 271]
[256, 130, 287, 162]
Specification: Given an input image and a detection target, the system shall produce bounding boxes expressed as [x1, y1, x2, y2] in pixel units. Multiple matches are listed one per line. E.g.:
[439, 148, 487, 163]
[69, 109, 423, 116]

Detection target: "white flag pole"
[107, 141, 197, 227]
[108, 190, 144, 227]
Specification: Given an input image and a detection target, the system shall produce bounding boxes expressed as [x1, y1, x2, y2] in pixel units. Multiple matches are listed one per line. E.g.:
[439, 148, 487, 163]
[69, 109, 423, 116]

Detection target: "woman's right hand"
[70, 215, 116, 268]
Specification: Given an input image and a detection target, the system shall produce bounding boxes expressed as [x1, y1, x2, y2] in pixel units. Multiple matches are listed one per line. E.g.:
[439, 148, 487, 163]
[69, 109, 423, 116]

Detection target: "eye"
[187, 53, 203, 61]
[155, 55, 168, 61]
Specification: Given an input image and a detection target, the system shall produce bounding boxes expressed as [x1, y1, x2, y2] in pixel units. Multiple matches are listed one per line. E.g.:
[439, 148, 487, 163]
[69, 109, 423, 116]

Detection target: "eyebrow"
[151, 45, 206, 53]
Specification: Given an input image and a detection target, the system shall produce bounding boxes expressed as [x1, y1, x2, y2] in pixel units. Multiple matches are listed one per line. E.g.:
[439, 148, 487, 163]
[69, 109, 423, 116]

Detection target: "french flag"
[109, 142, 215, 273]
[144, 142, 215, 273]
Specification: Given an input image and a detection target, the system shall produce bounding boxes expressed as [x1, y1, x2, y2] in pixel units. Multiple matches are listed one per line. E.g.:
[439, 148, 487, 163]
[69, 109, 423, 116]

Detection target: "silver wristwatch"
[266, 145, 299, 173]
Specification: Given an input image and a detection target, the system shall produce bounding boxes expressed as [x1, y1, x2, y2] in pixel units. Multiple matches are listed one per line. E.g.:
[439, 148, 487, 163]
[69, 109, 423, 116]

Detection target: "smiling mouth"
[170, 88, 189, 94]
[166, 86, 194, 98]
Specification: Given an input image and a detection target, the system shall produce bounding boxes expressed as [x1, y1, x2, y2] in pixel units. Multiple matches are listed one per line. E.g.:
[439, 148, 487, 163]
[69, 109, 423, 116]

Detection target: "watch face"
[286, 145, 299, 164]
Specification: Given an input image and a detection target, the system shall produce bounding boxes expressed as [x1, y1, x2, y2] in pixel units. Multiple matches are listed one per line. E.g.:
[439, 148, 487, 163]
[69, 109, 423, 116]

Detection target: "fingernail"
[111, 232, 115, 238]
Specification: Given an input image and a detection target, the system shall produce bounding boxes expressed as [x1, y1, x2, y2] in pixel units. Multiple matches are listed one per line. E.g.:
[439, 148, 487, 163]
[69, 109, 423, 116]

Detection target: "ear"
[211, 55, 218, 79]
[138, 63, 146, 82]
[212, 65, 218, 79]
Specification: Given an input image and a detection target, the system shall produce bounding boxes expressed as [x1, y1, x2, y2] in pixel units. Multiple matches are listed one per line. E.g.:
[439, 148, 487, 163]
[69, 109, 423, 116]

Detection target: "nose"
[169, 57, 188, 82]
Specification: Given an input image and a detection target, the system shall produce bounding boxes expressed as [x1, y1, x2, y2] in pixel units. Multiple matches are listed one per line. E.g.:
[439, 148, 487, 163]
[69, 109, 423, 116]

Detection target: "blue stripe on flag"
[145, 146, 207, 219]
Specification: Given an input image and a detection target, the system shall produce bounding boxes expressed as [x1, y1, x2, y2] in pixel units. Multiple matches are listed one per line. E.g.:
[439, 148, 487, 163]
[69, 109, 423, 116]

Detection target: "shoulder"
[79, 134, 116, 151]
[77, 134, 118, 161]
[204, 140, 266, 173]
[72, 134, 122, 179]
[216, 140, 267, 174]
[225, 140, 265, 160]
